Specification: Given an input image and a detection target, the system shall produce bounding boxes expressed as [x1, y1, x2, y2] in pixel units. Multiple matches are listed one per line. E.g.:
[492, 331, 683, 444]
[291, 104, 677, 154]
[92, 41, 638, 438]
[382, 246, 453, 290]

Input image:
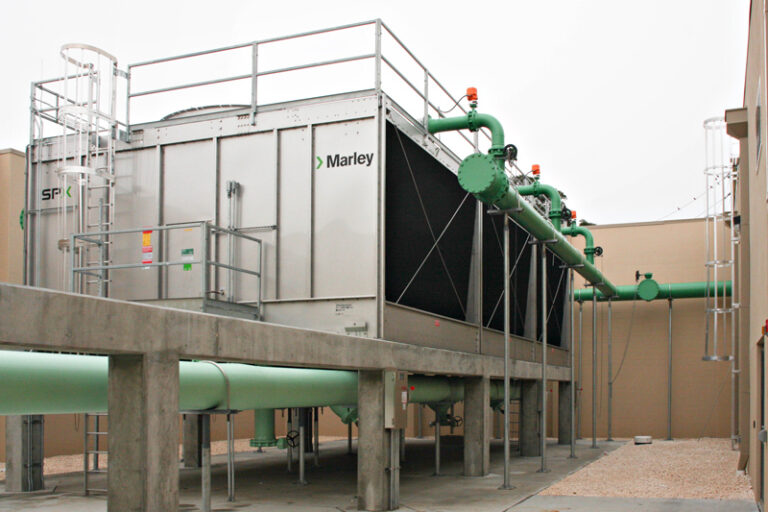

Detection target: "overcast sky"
[0, 0, 749, 224]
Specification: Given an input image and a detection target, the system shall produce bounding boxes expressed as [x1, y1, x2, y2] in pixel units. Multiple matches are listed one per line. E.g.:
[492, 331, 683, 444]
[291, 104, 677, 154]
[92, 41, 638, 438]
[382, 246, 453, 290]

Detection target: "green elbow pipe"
[517, 182, 562, 232]
[428, 110, 505, 153]
[574, 280, 732, 302]
[561, 225, 595, 264]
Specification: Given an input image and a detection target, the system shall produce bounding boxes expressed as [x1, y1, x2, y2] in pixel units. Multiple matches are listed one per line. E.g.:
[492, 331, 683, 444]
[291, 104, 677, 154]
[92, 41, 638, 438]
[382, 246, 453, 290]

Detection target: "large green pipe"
[0, 352, 521, 416]
[574, 280, 732, 302]
[250, 409, 277, 447]
[428, 110, 617, 297]
[517, 181, 562, 232]
[561, 225, 595, 264]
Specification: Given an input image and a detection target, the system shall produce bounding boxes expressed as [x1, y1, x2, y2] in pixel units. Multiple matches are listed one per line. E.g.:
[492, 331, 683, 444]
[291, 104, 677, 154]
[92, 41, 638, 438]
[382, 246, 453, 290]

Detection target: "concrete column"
[4, 415, 44, 492]
[357, 370, 392, 511]
[108, 352, 179, 512]
[463, 376, 491, 476]
[520, 380, 541, 457]
[558, 381, 573, 445]
[182, 414, 203, 468]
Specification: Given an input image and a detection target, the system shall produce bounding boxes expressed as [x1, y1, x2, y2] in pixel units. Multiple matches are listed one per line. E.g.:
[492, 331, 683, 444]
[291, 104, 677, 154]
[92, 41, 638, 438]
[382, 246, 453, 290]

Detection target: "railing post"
[250, 43, 259, 125]
[374, 20, 382, 92]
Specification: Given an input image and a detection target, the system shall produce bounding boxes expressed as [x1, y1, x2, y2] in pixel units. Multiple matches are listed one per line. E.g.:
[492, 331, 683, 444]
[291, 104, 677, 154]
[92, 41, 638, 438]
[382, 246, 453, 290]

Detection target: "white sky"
[0, 0, 749, 224]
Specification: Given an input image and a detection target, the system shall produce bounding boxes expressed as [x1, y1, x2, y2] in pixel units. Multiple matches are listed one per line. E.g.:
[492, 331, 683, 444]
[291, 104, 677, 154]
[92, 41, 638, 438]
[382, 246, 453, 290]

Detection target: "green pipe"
[330, 405, 358, 424]
[574, 279, 732, 302]
[250, 409, 277, 447]
[0, 352, 521, 416]
[427, 110, 617, 297]
[561, 225, 595, 264]
[428, 110, 505, 154]
[517, 182, 562, 232]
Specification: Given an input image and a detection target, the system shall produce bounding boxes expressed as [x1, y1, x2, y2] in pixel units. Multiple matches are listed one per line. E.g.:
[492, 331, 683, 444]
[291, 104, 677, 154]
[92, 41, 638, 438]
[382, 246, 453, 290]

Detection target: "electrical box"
[384, 369, 408, 429]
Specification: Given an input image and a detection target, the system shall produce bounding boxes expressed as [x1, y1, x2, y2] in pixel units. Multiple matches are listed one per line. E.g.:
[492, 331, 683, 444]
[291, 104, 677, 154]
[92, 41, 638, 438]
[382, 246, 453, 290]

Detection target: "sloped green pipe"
[0, 352, 521, 416]
[561, 225, 595, 264]
[574, 280, 732, 302]
[517, 182, 562, 232]
[428, 110, 617, 297]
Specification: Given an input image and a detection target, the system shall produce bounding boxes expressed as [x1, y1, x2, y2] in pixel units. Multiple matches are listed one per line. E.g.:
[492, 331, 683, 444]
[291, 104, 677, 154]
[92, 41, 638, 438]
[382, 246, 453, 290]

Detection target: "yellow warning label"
[142, 231, 152, 247]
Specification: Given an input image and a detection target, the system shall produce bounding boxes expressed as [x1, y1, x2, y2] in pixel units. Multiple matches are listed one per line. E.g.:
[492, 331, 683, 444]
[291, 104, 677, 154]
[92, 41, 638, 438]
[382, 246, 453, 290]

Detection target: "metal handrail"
[70, 222, 263, 312]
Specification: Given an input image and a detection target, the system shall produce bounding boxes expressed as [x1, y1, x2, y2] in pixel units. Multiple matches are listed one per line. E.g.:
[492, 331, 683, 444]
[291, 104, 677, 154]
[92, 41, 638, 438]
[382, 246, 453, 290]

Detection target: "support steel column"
[607, 298, 613, 441]
[501, 215, 512, 488]
[577, 300, 583, 439]
[539, 244, 548, 473]
[591, 286, 598, 449]
[667, 299, 673, 440]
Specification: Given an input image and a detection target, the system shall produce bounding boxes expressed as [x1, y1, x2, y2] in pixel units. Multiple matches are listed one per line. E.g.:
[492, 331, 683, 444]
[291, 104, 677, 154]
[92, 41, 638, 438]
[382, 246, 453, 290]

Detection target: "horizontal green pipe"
[517, 182, 562, 232]
[0, 352, 521, 415]
[561, 225, 595, 264]
[574, 280, 732, 302]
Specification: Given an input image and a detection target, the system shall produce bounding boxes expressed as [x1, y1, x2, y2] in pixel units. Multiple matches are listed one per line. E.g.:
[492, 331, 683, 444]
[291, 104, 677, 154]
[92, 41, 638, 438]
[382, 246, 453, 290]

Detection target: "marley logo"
[41, 186, 71, 201]
[317, 152, 374, 169]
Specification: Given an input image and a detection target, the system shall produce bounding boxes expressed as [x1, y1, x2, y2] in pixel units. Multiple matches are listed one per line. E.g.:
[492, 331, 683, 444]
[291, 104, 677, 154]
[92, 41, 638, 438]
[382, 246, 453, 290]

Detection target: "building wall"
[733, 0, 768, 502]
[570, 218, 732, 440]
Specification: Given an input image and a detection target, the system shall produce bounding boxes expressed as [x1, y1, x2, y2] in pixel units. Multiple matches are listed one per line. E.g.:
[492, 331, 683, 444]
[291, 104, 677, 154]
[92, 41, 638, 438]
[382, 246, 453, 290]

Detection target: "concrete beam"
[108, 353, 179, 512]
[182, 414, 202, 468]
[520, 380, 541, 457]
[4, 415, 44, 492]
[558, 381, 573, 445]
[357, 371, 393, 511]
[463, 376, 490, 476]
[0, 284, 571, 381]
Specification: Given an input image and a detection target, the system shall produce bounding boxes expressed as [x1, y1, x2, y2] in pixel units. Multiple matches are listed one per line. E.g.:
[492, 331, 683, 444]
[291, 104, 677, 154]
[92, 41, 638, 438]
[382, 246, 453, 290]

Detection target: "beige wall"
[0, 148, 26, 463]
[0, 149, 24, 284]
[570, 218, 731, 439]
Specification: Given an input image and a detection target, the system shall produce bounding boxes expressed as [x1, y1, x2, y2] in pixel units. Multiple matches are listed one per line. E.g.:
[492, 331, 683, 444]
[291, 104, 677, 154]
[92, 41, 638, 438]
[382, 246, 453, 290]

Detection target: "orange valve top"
[571, 210, 577, 220]
[466, 87, 478, 101]
[531, 164, 541, 175]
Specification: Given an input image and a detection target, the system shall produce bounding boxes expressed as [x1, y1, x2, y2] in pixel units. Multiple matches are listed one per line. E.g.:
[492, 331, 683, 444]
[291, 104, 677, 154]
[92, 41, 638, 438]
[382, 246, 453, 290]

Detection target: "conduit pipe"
[428, 110, 617, 297]
[0, 352, 520, 416]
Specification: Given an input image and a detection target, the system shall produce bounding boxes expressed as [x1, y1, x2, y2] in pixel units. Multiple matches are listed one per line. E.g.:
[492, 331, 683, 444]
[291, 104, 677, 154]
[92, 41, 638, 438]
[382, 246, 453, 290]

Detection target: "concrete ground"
[0, 437, 758, 511]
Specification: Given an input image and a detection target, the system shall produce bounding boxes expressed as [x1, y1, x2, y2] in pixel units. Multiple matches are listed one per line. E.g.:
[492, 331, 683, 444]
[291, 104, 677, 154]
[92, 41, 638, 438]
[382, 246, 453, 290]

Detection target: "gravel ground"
[0, 436, 346, 478]
[542, 438, 753, 500]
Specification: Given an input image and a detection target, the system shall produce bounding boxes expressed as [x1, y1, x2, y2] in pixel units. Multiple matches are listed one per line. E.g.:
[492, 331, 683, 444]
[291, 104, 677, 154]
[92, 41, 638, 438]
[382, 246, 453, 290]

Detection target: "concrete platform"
[0, 438, 618, 511]
[511, 495, 758, 512]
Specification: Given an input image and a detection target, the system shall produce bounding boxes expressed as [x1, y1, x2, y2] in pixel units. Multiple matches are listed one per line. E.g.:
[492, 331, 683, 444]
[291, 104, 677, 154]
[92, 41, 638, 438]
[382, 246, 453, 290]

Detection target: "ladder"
[83, 412, 108, 495]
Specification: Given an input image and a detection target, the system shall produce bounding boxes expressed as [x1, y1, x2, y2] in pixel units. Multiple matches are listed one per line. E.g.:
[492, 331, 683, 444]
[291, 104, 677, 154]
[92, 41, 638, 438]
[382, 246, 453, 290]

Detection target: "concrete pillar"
[463, 376, 490, 476]
[357, 370, 392, 511]
[108, 352, 179, 512]
[558, 381, 573, 445]
[4, 415, 44, 492]
[182, 414, 203, 468]
[520, 380, 541, 457]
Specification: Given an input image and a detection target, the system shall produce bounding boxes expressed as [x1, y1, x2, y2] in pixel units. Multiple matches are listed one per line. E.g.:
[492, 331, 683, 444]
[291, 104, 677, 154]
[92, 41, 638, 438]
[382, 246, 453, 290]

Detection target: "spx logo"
[41, 186, 72, 201]
[316, 152, 374, 169]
